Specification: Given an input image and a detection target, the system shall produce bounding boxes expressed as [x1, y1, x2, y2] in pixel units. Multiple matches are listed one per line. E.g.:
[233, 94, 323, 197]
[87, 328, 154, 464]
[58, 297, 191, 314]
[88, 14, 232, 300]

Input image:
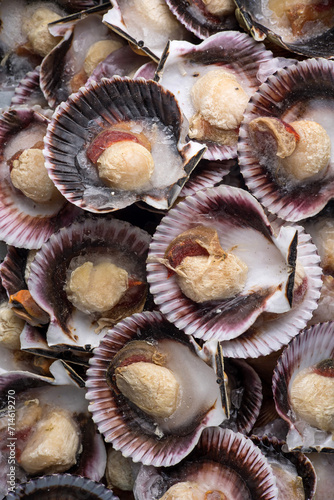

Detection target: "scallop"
[238, 58, 334, 222]
[155, 31, 276, 161]
[44, 77, 205, 212]
[234, 0, 334, 58]
[85, 311, 228, 467]
[26, 216, 151, 349]
[133, 427, 279, 499]
[0, 107, 80, 249]
[147, 185, 298, 342]
[272, 321, 334, 451]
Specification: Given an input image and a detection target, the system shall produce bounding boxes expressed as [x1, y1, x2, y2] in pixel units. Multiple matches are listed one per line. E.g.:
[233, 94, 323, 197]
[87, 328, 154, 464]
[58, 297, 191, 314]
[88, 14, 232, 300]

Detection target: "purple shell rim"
[272, 321, 334, 445]
[238, 58, 334, 222]
[44, 76, 204, 213]
[147, 184, 296, 342]
[221, 222, 322, 358]
[85, 310, 224, 467]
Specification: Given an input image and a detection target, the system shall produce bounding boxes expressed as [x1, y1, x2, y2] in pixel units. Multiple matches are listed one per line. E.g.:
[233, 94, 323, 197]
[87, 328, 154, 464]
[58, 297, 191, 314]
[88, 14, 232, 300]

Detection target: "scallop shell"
[103, 0, 190, 61]
[251, 435, 317, 500]
[44, 77, 205, 212]
[133, 427, 279, 500]
[40, 14, 126, 109]
[10, 66, 49, 110]
[155, 31, 276, 161]
[4, 474, 118, 500]
[272, 321, 334, 451]
[0, 107, 80, 249]
[222, 357, 263, 434]
[234, 0, 334, 58]
[147, 185, 297, 342]
[27, 216, 151, 348]
[221, 222, 322, 358]
[238, 58, 334, 222]
[165, 0, 239, 40]
[85, 310, 227, 467]
[180, 159, 234, 197]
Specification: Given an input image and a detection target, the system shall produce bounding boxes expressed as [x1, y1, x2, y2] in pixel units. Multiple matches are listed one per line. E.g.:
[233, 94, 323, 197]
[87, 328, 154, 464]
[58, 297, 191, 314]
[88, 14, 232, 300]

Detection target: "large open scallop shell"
[44, 77, 205, 212]
[133, 427, 279, 499]
[272, 321, 334, 452]
[147, 185, 297, 342]
[27, 216, 151, 349]
[155, 31, 276, 161]
[238, 58, 334, 222]
[85, 311, 227, 467]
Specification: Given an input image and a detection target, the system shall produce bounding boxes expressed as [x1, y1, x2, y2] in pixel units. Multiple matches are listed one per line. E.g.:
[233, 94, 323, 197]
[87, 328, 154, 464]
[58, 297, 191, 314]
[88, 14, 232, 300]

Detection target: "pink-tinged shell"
[133, 427, 279, 500]
[221, 223, 322, 358]
[0, 246, 28, 296]
[147, 185, 297, 342]
[251, 435, 317, 500]
[0, 108, 80, 249]
[223, 358, 263, 434]
[87, 46, 152, 85]
[10, 67, 49, 110]
[165, 0, 238, 40]
[238, 58, 334, 222]
[5, 474, 119, 500]
[85, 311, 226, 467]
[44, 77, 205, 213]
[28, 216, 151, 349]
[156, 32, 276, 161]
[272, 322, 334, 451]
[133, 61, 158, 80]
[308, 275, 334, 325]
[41, 15, 125, 109]
[180, 159, 234, 197]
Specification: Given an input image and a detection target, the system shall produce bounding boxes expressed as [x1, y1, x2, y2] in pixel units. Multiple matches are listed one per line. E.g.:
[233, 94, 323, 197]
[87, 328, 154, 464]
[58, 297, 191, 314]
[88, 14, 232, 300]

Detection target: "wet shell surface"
[103, 0, 190, 61]
[133, 427, 279, 499]
[147, 185, 297, 342]
[238, 58, 334, 222]
[27, 216, 151, 349]
[165, 0, 239, 40]
[251, 435, 317, 500]
[221, 221, 322, 358]
[234, 0, 334, 58]
[10, 66, 49, 110]
[272, 321, 334, 452]
[44, 77, 205, 212]
[0, 107, 79, 249]
[40, 14, 126, 109]
[85, 311, 227, 467]
[4, 474, 119, 499]
[156, 31, 276, 161]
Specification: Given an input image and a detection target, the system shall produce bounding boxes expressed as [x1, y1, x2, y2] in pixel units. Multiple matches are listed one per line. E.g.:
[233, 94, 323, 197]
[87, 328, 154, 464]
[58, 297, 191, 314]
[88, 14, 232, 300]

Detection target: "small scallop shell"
[221, 222, 322, 358]
[27, 216, 151, 349]
[251, 435, 317, 500]
[155, 32, 276, 161]
[44, 77, 205, 212]
[272, 321, 334, 452]
[238, 58, 334, 222]
[133, 427, 279, 500]
[4, 474, 119, 500]
[147, 185, 298, 342]
[165, 0, 239, 40]
[180, 159, 234, 197]
[0, 108, 80, 249]
[85, 311, 227, 467]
